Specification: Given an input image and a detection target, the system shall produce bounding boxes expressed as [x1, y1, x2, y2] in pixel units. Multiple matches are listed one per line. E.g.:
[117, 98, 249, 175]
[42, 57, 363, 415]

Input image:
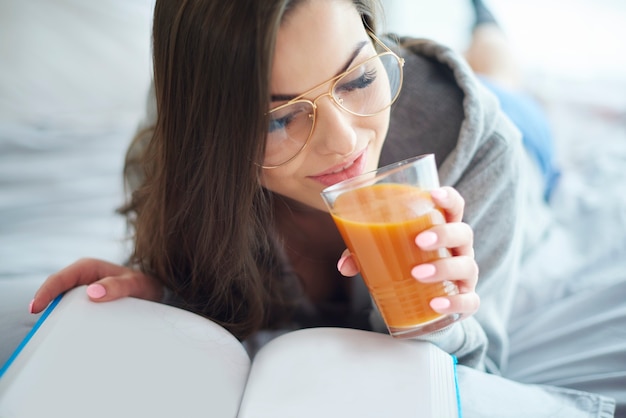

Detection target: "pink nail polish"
[416, 231, 438, 248]
[337, 256, 346, 271]
[431, 188, 448, 200]
[430, 297, 451, 311]
[87, 284, 107, 299]
[29, 299, 35, 314]
[412, 264, 436, 280]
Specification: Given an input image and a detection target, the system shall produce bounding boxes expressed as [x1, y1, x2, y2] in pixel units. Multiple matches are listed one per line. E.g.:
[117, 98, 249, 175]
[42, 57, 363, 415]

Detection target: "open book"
[0, 286, 460, 418]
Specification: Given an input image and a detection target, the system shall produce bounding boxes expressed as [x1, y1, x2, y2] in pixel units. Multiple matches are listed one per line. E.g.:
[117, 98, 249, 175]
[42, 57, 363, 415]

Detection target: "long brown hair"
[121, 0, 382, 340]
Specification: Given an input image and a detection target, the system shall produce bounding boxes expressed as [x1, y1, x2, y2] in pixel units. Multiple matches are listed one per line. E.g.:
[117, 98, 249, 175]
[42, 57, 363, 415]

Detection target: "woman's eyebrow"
[271, 40, 369, 102]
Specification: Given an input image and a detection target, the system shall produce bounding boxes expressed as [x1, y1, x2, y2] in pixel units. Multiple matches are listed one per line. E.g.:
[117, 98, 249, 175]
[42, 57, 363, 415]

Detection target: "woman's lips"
[309, 150, 368, 187]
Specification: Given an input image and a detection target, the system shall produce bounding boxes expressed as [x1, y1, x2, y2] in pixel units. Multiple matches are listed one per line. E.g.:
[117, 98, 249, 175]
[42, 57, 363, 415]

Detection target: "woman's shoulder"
[383, 34, 522, 184]
[390, 34, 473, 78]
[382, 35, 473, 166]
[391, 34, 494, 114]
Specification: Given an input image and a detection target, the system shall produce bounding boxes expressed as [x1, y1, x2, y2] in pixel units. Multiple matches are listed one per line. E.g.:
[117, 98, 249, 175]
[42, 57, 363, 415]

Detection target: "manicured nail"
[431, 188, 448, 200]
[430, 297, 451, 311]
[416, 231, 438, 248]
[87, 284, 107, 299]
[337, 256, 347, 271]
[29, 299, 35, 314]
[412, 264, 436, 280]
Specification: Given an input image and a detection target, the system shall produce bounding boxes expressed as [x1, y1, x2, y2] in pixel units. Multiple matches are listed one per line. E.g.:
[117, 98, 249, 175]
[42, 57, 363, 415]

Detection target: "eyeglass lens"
[264, 52, 402, 167]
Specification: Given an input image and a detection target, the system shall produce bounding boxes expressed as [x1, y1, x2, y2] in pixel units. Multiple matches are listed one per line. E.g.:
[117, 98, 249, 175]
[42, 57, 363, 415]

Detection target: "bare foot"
[465, 24, 522, 90]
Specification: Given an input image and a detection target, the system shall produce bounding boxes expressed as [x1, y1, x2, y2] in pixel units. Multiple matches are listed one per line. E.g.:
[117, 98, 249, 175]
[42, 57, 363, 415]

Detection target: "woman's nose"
[310, 95, 357, 156]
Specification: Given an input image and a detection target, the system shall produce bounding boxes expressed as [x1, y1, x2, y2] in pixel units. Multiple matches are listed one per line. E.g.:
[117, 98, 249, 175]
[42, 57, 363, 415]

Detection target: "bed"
[1, 0, 625, 367]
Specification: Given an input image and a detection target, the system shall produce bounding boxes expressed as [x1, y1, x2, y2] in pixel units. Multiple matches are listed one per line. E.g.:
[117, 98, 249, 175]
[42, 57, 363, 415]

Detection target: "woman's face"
[260, 0, 390, 212]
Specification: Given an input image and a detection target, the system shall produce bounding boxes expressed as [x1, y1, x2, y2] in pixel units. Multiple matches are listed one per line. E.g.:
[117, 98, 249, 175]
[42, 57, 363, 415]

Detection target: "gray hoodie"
[379, 36, 529, 373]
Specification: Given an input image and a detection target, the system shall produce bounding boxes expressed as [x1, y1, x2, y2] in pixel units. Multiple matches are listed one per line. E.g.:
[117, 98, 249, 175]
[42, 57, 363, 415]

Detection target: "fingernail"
[87, 284, 107, 299]
[416, 231, 437, 248]
[431, 188, 448, 200]
[412, 264, 436, 280]
[430, 297, 451, 311]
[29, 299, 35, 314]
[337, 256, 347, 271]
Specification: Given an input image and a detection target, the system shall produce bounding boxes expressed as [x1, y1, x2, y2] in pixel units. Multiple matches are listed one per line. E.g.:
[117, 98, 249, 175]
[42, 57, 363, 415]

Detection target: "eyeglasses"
[262, 33, 405, 169]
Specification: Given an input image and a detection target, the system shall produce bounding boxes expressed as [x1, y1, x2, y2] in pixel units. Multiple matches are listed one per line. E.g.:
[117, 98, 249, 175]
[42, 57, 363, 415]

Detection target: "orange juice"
[331, 183, 455, 331]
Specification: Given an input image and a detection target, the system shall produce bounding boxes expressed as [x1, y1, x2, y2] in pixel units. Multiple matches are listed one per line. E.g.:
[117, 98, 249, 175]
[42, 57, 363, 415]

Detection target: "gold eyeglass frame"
[261, 32, 405, 169]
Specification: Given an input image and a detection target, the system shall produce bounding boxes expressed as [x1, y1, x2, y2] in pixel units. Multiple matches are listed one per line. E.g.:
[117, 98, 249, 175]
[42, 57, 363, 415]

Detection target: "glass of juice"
[320, 154, 460, 338]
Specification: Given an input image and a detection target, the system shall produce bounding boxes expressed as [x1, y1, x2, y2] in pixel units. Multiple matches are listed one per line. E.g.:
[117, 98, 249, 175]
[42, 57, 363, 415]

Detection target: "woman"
[33, 0, 487, 362]
[30, 0, 622, 416]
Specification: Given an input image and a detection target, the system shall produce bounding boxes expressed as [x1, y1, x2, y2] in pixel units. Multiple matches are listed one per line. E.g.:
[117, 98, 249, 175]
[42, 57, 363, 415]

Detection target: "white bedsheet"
[0, 0, 154, 363]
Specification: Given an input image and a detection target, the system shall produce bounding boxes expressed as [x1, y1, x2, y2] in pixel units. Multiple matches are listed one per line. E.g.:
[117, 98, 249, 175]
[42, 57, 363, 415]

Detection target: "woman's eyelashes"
[337, 67, 377, 93]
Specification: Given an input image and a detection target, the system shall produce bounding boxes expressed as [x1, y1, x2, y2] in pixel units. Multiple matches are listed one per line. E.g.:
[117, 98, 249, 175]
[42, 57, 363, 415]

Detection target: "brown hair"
[121, 0, 382, 340]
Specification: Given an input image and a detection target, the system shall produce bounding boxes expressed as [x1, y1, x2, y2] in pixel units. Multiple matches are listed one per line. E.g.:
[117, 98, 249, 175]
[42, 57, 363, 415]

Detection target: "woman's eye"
[337, 68, 377, 93]
[268, 114, 293, 133]
[268, 104, 311, 133]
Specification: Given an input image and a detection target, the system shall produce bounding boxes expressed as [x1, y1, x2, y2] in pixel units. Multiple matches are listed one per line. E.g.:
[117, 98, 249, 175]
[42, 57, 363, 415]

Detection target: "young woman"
[30, 0, 623, 415]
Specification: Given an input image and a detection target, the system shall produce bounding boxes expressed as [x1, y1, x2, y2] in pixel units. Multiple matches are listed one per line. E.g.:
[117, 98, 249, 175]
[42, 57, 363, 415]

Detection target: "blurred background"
[0, 0, 625, 364]
[385, 0, 626, 168]
[386, 0, 626, 82]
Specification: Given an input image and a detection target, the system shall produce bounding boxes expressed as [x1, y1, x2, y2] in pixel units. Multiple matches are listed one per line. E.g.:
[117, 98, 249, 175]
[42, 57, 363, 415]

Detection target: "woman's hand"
[30, 258, 164, 314]
[337, 186, 480, 320]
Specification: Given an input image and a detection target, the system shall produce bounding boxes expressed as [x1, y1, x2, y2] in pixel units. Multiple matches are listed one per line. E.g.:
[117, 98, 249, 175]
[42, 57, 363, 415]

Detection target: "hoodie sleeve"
[439, 74, 526, 374]
[381, 38, 527, 373]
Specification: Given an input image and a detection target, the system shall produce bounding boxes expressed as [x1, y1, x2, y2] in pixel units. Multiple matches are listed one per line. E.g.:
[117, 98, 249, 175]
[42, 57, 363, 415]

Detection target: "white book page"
[0, 286, 251, 418]
[237, 327, 458, 418]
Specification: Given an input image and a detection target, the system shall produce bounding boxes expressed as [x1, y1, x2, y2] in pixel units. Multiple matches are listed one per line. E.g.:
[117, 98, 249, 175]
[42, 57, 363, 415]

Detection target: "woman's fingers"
[431, 292, 481, 320]
[415, 221, 474, 258]
[31, 258, 162, 314]
[411, 255, 479, 290]
[85, 271, 163, 304]
[32, 258, 120, 313]
[337, 249, 359, 277]
[412, 250, 480, 319]
[431, 187, 465, 223]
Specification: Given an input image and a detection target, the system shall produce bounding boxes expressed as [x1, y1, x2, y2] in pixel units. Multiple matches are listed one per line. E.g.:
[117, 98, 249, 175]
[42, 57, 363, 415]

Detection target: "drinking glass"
[321, 154, 460, 338]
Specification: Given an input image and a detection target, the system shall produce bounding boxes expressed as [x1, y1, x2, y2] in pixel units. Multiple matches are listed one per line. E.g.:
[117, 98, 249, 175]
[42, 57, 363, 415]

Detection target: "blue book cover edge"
[0, 293, 64, 378]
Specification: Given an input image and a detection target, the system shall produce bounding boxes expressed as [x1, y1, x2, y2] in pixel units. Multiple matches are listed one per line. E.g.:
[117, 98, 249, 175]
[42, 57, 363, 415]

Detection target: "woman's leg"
[465, 0, 559, 200]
